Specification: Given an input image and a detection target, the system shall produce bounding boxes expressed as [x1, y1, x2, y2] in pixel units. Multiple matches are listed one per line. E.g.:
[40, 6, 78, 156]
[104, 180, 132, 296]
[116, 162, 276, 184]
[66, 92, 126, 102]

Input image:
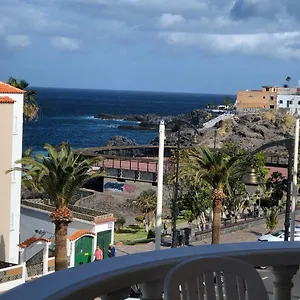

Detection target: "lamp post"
[242, 138, 294, 241]
[242, 167, 261, 217]
[165, 119, 201, 248]
[155, 120, 165, 250]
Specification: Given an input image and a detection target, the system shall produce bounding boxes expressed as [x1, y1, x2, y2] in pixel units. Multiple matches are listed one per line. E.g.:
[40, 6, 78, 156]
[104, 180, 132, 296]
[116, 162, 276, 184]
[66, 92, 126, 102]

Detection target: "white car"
[258, 226, 300, 242]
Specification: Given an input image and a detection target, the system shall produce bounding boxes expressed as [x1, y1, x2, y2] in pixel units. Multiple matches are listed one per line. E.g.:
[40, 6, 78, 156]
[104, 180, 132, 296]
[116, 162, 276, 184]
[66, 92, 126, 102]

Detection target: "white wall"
[0, 93, 24, 264]
[277, 94, 300, 115]
[20, 206, 93, 261]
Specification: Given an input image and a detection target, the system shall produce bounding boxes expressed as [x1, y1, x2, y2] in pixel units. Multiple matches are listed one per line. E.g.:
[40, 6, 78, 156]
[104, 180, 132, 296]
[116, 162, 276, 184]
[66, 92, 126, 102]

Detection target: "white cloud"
[5, 35, 31, 48]
[50, 36, 80, 51]
[159, 31, 300, 59]
[158, 13, 185, 28]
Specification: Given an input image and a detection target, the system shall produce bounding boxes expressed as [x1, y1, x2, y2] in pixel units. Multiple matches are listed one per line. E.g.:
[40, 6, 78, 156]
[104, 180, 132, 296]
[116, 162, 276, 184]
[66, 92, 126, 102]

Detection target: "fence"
[0, 264, 24, 292]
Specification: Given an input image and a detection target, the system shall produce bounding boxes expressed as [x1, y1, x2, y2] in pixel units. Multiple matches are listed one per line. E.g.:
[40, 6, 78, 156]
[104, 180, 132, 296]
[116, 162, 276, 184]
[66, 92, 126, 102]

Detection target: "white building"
[277, 88, 300, 115]
[20, 199, 116, 267]
[0, 82, 25, 264]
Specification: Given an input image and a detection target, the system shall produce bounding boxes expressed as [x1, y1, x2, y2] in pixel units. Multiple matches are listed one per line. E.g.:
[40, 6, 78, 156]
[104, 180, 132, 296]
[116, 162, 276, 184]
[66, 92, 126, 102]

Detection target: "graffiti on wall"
[104, 182, 136, 193]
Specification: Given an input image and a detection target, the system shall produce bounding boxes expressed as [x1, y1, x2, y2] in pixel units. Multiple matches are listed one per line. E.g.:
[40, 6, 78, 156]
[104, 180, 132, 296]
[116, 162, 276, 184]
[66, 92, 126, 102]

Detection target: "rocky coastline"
[94, 110, 218, 132]
[96, 109, 295, 153]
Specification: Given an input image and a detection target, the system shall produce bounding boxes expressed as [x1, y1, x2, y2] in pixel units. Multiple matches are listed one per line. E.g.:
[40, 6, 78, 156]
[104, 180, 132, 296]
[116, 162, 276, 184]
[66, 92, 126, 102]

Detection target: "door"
[97, 230, 112, 259]
[74, 235, 94, 266]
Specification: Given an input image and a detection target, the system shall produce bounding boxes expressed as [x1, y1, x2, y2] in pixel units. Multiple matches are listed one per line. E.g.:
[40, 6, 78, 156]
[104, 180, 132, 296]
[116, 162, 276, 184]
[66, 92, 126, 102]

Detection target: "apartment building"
[236, 86, 278, 111]
[0, 82, 25, 264]
[277, 87, 300, 115]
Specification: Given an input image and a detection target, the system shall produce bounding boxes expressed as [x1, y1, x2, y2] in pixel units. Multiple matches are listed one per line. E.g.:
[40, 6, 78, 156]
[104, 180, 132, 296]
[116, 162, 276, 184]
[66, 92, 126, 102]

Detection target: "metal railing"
[2, 242, 300, 300]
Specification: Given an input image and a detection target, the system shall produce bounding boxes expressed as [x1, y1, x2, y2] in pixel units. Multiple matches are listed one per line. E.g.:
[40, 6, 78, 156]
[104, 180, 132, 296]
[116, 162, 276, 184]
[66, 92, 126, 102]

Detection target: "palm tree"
[7, 143, 104, 271]
[7, 77, 39, 120]
[136, 190, 157, 232]
[183, 146, 240, 244]
[285, 76, 291, 88]
[265, 206, 280, 233]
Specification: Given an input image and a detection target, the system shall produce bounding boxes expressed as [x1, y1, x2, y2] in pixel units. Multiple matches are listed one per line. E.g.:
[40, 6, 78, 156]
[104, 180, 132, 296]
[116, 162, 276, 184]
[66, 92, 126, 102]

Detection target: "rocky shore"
[94, 110, 218, 131]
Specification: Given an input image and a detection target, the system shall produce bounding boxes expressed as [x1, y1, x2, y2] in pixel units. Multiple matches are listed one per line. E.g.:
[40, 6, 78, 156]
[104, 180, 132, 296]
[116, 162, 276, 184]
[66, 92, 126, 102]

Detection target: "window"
[279, 100, 283, 104]
[265, 87, 270, 91]
[270, 96, 274, 100]
[298, 101, 300, 105]
[269, 105, 274, 109]
[263, 96, 265, 99]
[272, 230, 284, 237]
[290, 100, 293, 104]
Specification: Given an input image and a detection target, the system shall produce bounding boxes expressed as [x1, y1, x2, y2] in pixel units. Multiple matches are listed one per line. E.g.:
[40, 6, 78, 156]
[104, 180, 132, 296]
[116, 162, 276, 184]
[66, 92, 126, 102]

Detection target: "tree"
[182, 146, 241, 244]
[180, 181, 211, 229]
[223, 97, 233, 109]
[7, 143, 104, 271]
[136, 190, 157, 232]
[115, 216, 126, 232]
[285, 76, 291, 88]
[7, 77, 39, 120]
[266, 172, 288, 207]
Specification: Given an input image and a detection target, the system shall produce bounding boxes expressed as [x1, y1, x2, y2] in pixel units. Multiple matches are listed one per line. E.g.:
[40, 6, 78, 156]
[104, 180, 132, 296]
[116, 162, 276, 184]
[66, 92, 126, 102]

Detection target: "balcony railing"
[1, 242, 300, 300]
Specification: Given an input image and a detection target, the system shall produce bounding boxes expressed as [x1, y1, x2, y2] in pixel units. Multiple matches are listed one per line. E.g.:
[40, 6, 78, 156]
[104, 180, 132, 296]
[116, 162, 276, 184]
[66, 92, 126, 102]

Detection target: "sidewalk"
[116, 212, 300, 255]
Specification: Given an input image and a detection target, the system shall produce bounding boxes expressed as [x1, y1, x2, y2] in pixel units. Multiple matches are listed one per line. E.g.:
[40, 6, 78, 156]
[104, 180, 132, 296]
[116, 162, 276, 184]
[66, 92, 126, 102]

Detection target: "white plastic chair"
[164, 256, 269, 300]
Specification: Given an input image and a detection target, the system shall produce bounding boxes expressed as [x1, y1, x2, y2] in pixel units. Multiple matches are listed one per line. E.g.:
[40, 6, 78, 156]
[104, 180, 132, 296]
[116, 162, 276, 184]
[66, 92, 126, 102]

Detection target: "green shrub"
[115, 216, 126, 232]
[147, 229, 155, 239]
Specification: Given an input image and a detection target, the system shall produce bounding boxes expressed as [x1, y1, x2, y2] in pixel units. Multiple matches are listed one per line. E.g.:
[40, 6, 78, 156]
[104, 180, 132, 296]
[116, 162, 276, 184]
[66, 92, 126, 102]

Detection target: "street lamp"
[242, 167, 261, 217]
[165, 119, 201, 248]
[242, 167, 261, 196]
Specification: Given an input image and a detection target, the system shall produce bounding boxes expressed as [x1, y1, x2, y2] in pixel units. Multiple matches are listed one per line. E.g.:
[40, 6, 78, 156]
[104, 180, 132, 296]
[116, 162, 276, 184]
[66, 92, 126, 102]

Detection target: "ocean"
[23, 87, 234, 154]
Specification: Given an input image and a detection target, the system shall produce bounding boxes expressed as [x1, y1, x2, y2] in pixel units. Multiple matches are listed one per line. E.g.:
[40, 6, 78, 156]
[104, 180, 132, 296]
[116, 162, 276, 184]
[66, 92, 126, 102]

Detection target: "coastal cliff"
[151, 110, 295, 152]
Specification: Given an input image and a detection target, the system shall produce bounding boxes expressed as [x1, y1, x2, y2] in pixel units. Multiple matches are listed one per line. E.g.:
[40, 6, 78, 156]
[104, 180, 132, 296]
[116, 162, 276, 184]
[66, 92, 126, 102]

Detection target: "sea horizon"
[23, 87, 234, 154]
[31, 86, 237, 98]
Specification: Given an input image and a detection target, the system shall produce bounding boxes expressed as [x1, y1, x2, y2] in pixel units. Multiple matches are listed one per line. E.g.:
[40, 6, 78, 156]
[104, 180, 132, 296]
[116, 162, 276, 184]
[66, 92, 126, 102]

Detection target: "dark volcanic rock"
[104, 136, 137, 147]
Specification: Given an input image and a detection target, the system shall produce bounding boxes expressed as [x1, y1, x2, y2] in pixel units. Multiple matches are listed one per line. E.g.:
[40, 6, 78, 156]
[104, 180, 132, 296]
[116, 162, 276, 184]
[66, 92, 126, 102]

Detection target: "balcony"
[1, 242, 300, 300]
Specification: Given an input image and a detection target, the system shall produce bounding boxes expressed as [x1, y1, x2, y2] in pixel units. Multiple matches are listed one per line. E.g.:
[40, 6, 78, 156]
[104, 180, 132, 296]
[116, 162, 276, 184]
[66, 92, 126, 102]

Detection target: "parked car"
[258, 226, 300, 242]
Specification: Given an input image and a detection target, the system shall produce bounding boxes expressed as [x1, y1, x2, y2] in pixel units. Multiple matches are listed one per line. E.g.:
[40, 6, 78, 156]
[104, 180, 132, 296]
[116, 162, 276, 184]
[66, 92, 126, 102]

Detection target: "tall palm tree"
[183, 146, 240, 244]
[136, 190, 157, 232]
[7, 77, 39, 120]
[7, 143, 104, 271]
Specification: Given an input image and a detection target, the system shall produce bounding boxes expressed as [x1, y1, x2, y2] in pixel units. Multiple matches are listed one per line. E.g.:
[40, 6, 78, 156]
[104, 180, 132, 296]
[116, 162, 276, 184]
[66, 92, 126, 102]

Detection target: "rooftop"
[21, 198, 115, 223]
[0, 82, 26, 94]
[0, 96, 15, 104]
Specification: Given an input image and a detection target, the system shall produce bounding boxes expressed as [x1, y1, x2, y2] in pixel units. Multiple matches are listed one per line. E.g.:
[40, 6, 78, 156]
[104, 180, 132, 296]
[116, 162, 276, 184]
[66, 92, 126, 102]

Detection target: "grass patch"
[114, 227, 147, 242]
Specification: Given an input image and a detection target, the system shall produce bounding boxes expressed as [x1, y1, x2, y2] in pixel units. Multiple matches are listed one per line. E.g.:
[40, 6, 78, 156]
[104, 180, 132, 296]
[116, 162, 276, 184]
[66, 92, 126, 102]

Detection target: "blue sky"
[1, 0, 300, 94]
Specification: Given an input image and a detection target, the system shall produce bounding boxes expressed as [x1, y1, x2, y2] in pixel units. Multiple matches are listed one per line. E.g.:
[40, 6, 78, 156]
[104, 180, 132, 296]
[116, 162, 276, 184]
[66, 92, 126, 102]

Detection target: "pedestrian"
[94, 245, 103, 261]
[108, 244, 116, 258]
[163, 221, 168, 235]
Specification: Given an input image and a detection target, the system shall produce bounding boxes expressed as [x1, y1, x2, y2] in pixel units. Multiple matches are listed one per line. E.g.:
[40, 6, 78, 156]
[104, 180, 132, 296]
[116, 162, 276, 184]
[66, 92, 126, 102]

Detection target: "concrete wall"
[103, 177, 156, 197]
[0, 92, 24, 264]
[0, 103, 14, 263]
[236, 90, 277, 110]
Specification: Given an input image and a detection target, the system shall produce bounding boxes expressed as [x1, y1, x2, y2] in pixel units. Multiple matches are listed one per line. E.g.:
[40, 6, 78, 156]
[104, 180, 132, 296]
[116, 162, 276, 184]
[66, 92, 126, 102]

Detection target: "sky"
[1, 0, 300, 94]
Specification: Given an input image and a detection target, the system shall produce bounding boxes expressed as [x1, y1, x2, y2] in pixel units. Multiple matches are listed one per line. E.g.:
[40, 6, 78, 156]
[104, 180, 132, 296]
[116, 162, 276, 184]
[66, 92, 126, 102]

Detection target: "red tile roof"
[94, 216, 116, 224]
[68, 230, 95, 241]
[19, 237, 51, 249]
[0, 81, 26, 94]
[0, 96, 15, 104]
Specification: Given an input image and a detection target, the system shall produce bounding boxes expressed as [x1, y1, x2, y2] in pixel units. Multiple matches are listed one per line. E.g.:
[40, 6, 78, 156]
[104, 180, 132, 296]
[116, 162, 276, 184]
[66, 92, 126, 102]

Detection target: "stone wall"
[0, 265, 23, 284]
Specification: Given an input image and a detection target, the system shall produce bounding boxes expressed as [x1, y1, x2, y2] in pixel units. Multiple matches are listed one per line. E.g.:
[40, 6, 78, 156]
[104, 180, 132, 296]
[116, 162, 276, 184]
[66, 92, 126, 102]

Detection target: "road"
[258, 268, 300, 299]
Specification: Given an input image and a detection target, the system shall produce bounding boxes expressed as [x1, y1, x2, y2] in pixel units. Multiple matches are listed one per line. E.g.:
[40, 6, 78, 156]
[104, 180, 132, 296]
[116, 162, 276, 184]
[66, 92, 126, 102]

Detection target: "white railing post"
[139, 279, 164, 300]
[43, 242, 50, 275]
[271, 265, 299, 300]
